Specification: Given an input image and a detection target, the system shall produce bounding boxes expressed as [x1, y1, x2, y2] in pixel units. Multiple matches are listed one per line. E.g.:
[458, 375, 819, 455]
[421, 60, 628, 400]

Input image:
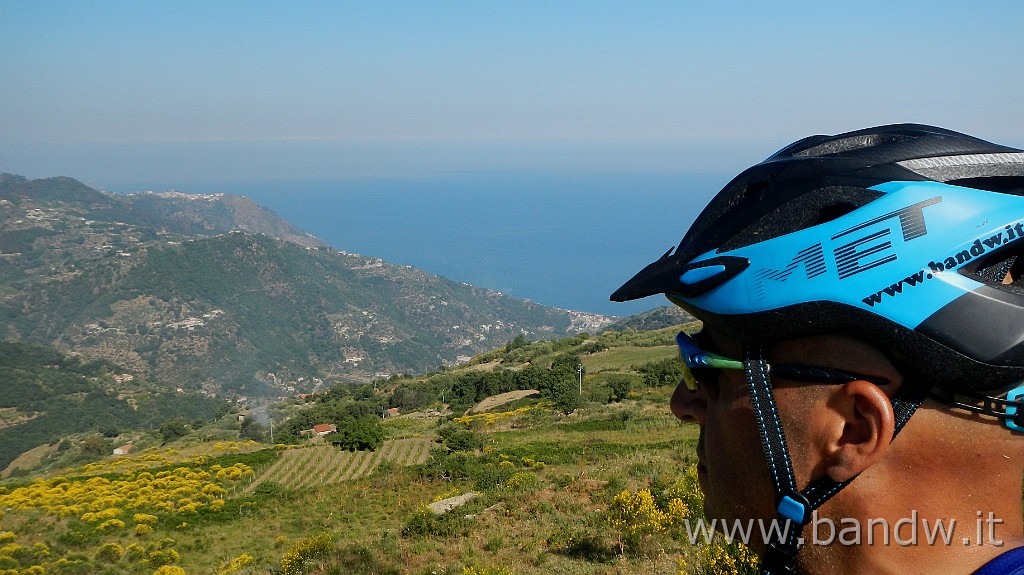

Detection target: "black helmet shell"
[613, 124, 1024, 392]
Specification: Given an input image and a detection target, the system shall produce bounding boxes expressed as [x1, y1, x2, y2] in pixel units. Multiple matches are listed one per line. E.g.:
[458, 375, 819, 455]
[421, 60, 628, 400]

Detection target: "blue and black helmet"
[612, 124, 1024, 395]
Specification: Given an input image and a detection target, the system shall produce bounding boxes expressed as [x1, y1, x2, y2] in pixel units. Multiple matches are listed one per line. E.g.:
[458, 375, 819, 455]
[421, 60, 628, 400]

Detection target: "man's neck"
[798, 538, 1024, 575]
[794, 499, 1024, 575]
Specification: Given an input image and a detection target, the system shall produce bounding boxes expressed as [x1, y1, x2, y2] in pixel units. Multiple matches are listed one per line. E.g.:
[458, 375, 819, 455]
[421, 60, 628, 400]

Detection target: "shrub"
[279, 533, 335, 575]
[505, 471, 539, 492]
[547, 522, 616, 563]
[219, 553, 256, 574]
[606, 374, 634, 402]
[324, 543, 402, 575]
[147, 548, 180, 568]
[607, 488, 689, 556]
[125, 543, 147, 561]
[401, 505, 472, 539]
[97, 518, 126, 532]
[95, 542, 124, 563]
[438, 425, 483, 452]
[696, 538, 760, 575]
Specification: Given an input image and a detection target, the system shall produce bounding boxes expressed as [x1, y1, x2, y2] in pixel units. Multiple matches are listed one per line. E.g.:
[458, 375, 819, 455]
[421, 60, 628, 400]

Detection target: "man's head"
[670, 330, 905, 527]
[612, 124, 1024, 573]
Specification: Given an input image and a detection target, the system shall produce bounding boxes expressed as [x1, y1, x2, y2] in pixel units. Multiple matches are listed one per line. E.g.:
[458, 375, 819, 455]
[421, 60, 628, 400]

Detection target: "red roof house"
[312, 424, 337, 436]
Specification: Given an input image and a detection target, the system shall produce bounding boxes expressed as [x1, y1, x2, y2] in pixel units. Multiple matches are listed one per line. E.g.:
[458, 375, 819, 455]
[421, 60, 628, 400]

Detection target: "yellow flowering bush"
[0, 462, 253, 529]
[97, 518, 127, 531]
[73, 442, 258, 477]
[81, 507, 124, 523]
[219, 553, 257, 574]
[279, 533, 334, 575]
[520, 457, 545, 469]
[505, 472, 539, 492]
[95, 542, 124, 563]
[452, 403, 549, 428]
[148, 547, 181, 567]
[608, 488, 690, 555]
[694, 538, 760, 575]
[125, 542, 147, 561]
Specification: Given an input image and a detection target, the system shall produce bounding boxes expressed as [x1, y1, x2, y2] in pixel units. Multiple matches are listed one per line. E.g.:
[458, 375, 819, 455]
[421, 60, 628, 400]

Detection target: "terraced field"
[245, 437, 434, 492]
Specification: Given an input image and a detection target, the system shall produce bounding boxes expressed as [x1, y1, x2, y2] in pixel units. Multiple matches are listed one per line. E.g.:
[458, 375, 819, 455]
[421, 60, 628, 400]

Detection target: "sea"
[107, 172, 729, 317]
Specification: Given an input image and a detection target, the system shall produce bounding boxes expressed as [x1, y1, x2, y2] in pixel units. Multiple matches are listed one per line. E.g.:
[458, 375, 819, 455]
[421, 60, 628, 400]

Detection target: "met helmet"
[612, 123, 1024, 398]
[612, 124, 1024, 574]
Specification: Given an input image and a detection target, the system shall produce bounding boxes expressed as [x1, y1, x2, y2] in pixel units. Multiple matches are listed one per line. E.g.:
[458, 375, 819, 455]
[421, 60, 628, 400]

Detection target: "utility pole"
[577, 364, 583, 395]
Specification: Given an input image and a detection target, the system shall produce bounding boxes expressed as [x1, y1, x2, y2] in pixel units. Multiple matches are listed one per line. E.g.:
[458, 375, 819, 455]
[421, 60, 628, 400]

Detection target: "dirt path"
[470, 389, 539, 414]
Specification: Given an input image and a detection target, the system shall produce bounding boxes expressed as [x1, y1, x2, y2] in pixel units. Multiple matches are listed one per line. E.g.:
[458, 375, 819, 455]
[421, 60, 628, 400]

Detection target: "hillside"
[0, 340, 224, 472]
[0, 174, 613, 397]
[0, 323, 757, 575]
[605, 305, 695, 332]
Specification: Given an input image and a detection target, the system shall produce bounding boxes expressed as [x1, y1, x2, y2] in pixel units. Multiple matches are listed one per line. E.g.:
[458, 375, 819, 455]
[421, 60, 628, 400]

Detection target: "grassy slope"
[0, 326, 730, 574]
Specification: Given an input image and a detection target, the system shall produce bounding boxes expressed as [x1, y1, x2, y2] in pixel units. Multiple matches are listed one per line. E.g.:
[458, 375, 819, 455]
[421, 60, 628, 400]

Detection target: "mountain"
[0, 174, 613, 398]
[604, 305, 695, 332]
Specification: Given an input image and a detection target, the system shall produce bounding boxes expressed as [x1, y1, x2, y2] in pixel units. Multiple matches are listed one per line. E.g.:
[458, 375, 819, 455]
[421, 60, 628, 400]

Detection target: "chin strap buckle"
[760, 538, 800, 575]
[777, 490, 812, 525]
[1007, 386, 1024, 433]
[760, 491, 812, 575]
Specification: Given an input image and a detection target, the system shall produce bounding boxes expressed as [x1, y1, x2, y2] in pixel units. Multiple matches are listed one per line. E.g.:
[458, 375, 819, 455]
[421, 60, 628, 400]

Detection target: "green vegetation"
[0, 340, 223, 471]
[0, 322, 763, 574]
[1, 173, 611, 397]
[0, 174, 773, 573]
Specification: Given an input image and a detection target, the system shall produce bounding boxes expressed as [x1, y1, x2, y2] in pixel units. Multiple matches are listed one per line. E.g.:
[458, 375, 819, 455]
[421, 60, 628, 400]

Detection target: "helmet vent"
[792, 134, 912, 158]
[718, 186, 883, 252]
[815, 202, 858, 225]
[901, 153, 1024, 184]
[966, 246, 1024, 293]
[976, 256, 1017, 284]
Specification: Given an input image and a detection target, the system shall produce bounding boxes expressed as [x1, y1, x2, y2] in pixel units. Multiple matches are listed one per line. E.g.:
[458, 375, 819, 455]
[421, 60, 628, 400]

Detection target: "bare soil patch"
[470, 389, 540, 414]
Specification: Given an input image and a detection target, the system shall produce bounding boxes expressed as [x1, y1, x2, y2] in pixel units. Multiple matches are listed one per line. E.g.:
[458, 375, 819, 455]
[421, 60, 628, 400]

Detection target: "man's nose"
[670, 380, 707, 424]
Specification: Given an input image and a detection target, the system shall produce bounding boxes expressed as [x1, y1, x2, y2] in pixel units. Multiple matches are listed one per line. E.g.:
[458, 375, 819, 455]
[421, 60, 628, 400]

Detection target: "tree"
[331, 417, 385, 451]
[239, 417, 267, 442]
[544, 352, 584, 414]
[607, 375, 633, 403]
[159, 417, 190, 443]
[549, 377, 582, 415]
[505, 334, 527, 352]
[80, 434, 108, 456]
[639, 358, 683, 388]
[438, 425, 483, 452]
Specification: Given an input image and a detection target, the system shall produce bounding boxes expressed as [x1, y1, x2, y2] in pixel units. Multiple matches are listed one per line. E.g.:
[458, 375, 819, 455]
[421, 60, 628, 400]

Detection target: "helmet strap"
[744, 347, 926, 575]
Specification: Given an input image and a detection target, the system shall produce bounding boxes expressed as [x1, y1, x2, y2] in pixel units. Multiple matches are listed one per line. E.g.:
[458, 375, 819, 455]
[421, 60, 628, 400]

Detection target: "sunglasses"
[675, 331, 891, 392]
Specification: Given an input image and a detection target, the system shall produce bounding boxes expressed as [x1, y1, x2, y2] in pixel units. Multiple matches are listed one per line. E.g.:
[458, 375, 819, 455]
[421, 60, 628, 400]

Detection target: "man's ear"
[823, 380, 896, 482]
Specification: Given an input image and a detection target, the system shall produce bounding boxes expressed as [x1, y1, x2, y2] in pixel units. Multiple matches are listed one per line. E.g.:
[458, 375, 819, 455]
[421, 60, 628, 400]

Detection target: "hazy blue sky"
[3, 1, 1023, 183]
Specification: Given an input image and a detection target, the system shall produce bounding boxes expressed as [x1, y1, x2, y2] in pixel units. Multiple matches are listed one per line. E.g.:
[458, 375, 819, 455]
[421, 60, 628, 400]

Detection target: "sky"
[2, 2, 1024, 316]
[3, 1, 1023, 183]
